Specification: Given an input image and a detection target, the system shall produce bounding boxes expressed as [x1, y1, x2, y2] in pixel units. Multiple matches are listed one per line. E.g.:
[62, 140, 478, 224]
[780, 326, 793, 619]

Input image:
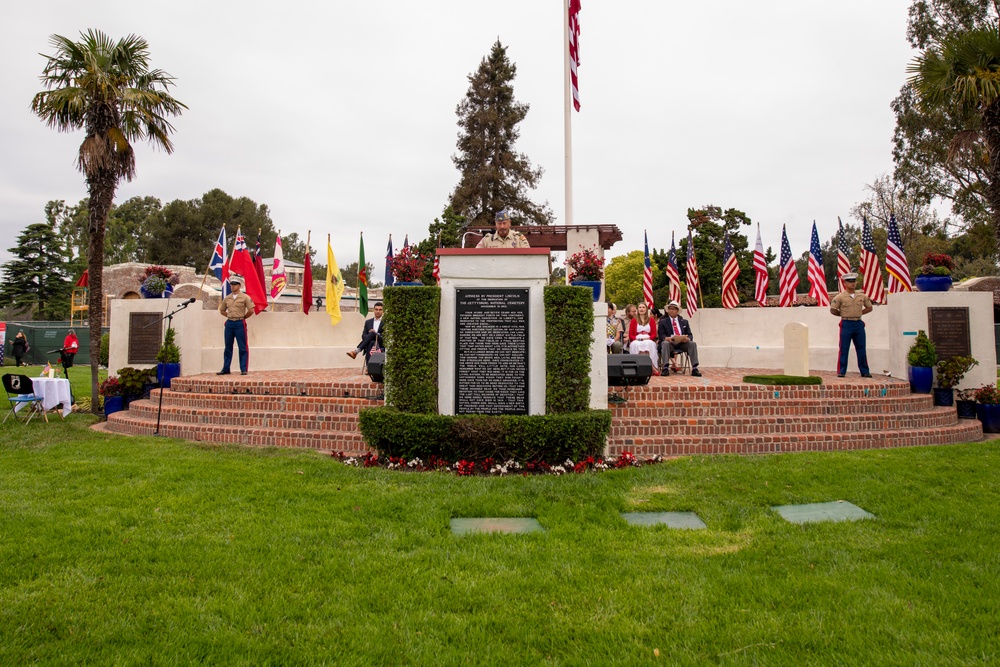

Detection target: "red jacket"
[627, 317, 657, 345]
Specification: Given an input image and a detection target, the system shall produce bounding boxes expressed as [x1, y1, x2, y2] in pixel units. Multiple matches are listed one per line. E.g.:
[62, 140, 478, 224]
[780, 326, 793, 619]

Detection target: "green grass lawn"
[1, 417, 999, 665]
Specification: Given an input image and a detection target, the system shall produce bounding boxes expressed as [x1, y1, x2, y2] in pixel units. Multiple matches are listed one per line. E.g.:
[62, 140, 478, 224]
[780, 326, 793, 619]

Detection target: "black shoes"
[217, 371, 230, 375]
[837, 374, 845, 378]
[240, 371, 247, 375]
[861, 373, 872, 378]
[691, 368, 702, 377]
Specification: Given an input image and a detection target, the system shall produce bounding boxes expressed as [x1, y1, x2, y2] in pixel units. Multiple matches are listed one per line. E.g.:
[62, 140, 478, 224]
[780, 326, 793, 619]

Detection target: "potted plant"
[566, 246, 605, 301]
[390, 245, 428, 285]
[973, 384, 1000, 433]
[956, 388, 978, 420]
[933, 355, 978, 407]
[156, 327, 182, 389]
[118, 366, 157, 406]
[99, 376, 125, 417]
[914, 253, 955, 292]
[139, 265, 178, 298]
[906, 330, 937, 394]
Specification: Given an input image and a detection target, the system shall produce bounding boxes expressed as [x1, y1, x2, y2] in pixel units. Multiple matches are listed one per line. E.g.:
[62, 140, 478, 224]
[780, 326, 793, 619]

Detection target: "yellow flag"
[326, 236, 345, 326]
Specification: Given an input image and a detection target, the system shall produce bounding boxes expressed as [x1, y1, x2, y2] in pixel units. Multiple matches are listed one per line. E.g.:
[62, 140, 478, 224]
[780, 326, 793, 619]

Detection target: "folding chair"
[669, 351, 692, 375]
[3, 374, 48, 425]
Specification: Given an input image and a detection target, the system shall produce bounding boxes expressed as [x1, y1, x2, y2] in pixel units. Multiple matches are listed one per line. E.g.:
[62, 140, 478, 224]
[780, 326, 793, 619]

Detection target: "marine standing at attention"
[217, 275, 255, 376]
[829, 271, 874, 379]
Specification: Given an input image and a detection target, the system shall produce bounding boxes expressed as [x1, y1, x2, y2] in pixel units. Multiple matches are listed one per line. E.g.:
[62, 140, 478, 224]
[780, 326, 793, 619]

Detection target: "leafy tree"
[605, 250, 651, 308]
[31, 29, 185, 411]
[343, 261, 378, 289]
[282, 232, 315, 265]
[683, 206, 757, 308]
[0, 221, 73, 320]
[450, 40, 554, 227]
[56, 196, 161, 266]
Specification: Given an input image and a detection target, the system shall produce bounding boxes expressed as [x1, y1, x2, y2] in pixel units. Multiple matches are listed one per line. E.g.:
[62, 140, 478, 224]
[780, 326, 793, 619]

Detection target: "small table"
[17, 377, 73, 419]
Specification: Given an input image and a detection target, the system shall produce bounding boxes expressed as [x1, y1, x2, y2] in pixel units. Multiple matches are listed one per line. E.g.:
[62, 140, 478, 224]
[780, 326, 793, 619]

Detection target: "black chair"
[2, 374, 48, 425]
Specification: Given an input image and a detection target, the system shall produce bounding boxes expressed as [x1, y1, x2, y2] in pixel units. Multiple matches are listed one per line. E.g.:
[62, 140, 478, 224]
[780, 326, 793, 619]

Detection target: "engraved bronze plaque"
[455, 288, 529, 415]
[928, 307, 971, 361]
[128, 313, 163, 365]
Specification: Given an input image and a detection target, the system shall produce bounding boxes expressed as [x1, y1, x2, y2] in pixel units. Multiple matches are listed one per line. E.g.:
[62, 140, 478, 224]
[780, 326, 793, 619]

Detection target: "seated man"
[346, 301, 385, 362]
[656, 301, 702, 377]
[606, 302, 624, 353]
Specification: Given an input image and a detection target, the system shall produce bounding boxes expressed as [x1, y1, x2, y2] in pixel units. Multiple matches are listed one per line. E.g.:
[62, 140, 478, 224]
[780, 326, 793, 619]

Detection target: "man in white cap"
[829, 271, 873, 378]
[656, 300, 701, 376]
[217, 274, 255, 375]
[476, 209, 530, 248]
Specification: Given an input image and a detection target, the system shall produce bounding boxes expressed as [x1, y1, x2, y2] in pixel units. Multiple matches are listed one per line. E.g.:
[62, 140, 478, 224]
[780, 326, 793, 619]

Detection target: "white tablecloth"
[13, 377, 73, 418]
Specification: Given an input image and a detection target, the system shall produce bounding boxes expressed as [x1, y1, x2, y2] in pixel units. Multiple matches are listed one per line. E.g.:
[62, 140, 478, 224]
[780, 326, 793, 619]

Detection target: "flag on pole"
[228, 228, 268, 314]
[358, 233, 369, 317]
[778, 225, 799, 307]
[252, 229, 267, 299]
[271, 232, 287, 300]
[326, 235, 345, 326]
[403, 234, 409, 248]
[885, 214, 913, 293]
[685, 229, 699, 318]
[432, 233, 443, 285]
[807, 221, 830, 307]
[568, 0, 581, 112]
[721, 232, 741, 309]
[209, 225, 231, 298]
[861, 217, 887, 304]
[302, 233, 313, 314]
[384, 235, 394, 288]
[836, 217, 851, 292]
[666, 232, 681, 305]
[753, 224, 768, 306]
[642, 230, 654, 309]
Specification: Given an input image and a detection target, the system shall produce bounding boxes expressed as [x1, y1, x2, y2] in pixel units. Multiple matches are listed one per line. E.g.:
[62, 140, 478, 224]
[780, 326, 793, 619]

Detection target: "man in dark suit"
[657, 301, 702, 377]
[346, 302, 384, 362]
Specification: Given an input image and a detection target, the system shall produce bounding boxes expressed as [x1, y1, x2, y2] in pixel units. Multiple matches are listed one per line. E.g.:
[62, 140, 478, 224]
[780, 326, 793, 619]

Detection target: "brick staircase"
[105, 368, 984, 457]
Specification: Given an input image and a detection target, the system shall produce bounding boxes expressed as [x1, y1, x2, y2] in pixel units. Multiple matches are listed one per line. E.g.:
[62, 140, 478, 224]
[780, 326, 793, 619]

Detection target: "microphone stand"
[143, 298, 196, 436]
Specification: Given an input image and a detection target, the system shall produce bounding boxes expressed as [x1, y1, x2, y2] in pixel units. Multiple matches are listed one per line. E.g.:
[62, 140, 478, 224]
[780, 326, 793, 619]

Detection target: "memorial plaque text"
[456, 289, 529, 415]
[928, 307, 971, 361]
[128, 313, 163, 365]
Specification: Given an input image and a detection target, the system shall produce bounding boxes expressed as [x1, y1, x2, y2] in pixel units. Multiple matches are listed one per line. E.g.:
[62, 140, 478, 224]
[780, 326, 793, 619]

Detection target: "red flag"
[568, 0, 581, 112]
[227, 229, 268, 313]
[302, 243, 313, 314]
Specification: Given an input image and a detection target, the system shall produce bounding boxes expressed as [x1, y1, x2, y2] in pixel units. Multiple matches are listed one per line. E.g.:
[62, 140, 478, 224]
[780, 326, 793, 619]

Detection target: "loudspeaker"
[367, 352, 385, 383]
[607, 354, 653, 386]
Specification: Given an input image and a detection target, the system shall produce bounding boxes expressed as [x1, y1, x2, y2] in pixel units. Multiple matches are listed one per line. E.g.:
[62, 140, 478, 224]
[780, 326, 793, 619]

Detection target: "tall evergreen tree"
[0, 221, 73, 320]
[450, 40, 554, 227]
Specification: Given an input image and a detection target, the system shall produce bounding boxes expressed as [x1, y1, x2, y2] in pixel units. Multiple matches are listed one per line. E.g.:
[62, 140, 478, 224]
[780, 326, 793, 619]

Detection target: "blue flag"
[209, 226, 231, 298]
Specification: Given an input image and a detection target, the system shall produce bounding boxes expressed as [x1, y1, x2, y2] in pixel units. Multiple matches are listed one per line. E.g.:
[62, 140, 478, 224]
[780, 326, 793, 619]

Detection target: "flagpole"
[563, 0, 574, 227]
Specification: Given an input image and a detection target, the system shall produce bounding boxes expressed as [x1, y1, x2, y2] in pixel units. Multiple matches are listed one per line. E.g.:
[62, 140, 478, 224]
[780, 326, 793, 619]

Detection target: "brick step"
[128, 400, 364, 430]
[610, 409, 959, 437]
[609, 394, 934, 417]
[170, 376, 380, 398]
[607, 382, 913, 402]
[606, 421, 984, 457]
[149, 389, 383, 412]
[105, 412, 369, 454]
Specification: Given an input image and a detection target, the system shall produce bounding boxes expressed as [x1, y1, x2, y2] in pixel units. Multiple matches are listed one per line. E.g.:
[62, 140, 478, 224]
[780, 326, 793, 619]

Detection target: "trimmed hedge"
[382, 285, 440, 414]
[545, 285, 593, 413]
[742, 375, 823, 385]
[359, 407, 612, 462]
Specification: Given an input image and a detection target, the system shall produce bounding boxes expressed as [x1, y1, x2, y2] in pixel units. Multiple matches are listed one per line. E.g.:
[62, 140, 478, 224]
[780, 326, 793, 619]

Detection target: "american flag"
[721, 232, 740, 309]
[753, 224, 768, 306]
[209, 225, 230, 298]
[642, 230, 654, 309]
[666, 233, 681, 305]
[384, 235, 394, 288]
[685, 229, 699, 317]
[807, 221, 830, 307]
[861, 217, 887, 304]
[837, 217, 851, 292]
[778, 225, 799, 307]
[432, 234, 443, 285]
[885, 213, 913, 293]
[568, 0, 581, 112]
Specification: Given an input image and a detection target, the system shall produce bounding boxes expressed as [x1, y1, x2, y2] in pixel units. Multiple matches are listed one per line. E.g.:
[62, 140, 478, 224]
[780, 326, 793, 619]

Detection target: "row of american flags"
[641, 214, 914, 316]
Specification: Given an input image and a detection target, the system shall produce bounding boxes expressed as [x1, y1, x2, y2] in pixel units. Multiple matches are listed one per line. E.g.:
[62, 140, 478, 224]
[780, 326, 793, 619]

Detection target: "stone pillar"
[783, 322, 809, 377]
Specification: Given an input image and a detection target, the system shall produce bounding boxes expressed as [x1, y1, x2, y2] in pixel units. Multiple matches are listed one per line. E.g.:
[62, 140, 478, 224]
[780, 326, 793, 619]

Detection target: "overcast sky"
[1, 0, 915, 276]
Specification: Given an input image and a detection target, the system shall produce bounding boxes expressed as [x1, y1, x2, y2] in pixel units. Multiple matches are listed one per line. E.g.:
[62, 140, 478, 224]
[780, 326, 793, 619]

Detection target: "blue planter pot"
[956, 400, 978, 419]
[976, 404, 1000, 433]
[157, 362, 181, 389]
[103, 395, 125, 417]
[140, 284, 174, 299]
[908, 365, 933, 393]
[914, 275, 952, 292]
[932, 387, 954, 407]
[571, 280, 602, 302]
[394, 281, 423, 286]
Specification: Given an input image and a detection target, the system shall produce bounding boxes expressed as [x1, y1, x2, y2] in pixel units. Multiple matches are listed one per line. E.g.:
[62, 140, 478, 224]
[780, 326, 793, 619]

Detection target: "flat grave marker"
[450, 517, 544, 535]
[771, 501, 875, 524]
[620, 511, 707, 529]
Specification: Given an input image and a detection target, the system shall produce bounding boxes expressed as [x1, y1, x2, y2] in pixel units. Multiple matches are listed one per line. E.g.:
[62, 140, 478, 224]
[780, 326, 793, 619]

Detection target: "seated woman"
[627, 302, 659, 371]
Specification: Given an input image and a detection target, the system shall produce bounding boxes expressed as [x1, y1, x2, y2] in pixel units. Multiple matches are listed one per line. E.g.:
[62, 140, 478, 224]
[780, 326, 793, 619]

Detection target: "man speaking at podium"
[476, 209, 530, 248]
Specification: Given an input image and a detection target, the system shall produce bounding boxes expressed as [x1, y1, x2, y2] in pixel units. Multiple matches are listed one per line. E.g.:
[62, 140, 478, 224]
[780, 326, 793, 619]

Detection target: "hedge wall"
[382, 285, 440, 414]
[544, 285, 594, 413]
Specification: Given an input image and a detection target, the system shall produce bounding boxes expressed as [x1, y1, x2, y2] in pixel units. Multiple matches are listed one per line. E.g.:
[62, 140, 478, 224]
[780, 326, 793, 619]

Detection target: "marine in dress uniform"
[476, 209, 530, 248]
[218, 275, 255, 375]
[829, 271, 874, 378]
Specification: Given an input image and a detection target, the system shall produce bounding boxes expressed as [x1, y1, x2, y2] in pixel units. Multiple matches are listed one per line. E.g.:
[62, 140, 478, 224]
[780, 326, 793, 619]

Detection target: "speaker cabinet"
[607, 354, 653, 386]
[367, 352, 385, 383]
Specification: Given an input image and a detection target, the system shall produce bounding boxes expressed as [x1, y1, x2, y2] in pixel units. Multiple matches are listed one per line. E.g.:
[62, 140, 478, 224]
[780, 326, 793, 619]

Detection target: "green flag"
[358, 233, 369, 316]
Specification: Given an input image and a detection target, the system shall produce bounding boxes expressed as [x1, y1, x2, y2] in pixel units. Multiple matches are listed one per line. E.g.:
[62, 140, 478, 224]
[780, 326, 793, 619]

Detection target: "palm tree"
[31, 30, 186, 413]
[908, 23, 1000, 257]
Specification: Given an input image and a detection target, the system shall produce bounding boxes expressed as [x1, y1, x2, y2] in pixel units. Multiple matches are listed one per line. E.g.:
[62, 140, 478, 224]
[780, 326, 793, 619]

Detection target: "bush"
[156, 327, 181, 364]
[545, 285, 593, 413]
[117, 366, 156, 399]
[383, 286, 440, 413]
[359, 408, 612, 462]
[936, 356, 978, 389]
[99, 333, 110, 367]
[906, 330, 937, 367]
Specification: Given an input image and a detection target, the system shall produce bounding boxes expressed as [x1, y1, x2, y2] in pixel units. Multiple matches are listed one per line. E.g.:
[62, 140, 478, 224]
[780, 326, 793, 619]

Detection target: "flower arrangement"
[333, 450, 656, 476]
[918, 253, 955, 276]
[390, 245, 428, 282]
[973, 384, 1000, 405]
[935, 355, 978, 389]
[98, 376, 122, 397]
[906, 330, 937, 367]
[141, 275, 168, 295]
[140, 265, 178, 284]
[565, 246, 605, 281]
